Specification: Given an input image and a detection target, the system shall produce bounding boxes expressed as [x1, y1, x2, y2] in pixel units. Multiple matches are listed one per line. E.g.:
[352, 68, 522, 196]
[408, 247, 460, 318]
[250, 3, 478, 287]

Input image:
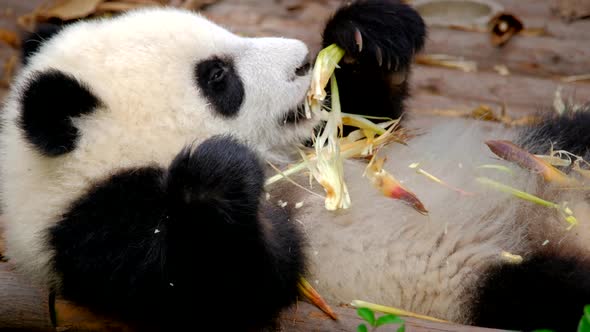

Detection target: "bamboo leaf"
[376, 314, 403, 327]
[578, 305, 590, 332]
[357, 308, 375, 326]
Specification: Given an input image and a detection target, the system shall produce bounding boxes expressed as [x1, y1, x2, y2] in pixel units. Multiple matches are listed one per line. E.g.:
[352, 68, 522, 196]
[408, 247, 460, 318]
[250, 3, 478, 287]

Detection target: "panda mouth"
[282, 102, 308, 125]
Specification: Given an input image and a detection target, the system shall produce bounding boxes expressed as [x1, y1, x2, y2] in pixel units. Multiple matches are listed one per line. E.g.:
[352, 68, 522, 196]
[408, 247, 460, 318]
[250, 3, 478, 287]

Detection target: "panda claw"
[375, 46, 383, 67]
[354, 27, 363, 52]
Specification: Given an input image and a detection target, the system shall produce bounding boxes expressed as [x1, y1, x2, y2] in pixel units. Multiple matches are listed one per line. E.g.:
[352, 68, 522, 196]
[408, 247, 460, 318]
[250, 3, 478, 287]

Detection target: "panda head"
[0, 7, 319, 293]
[8, 7, 316, 167]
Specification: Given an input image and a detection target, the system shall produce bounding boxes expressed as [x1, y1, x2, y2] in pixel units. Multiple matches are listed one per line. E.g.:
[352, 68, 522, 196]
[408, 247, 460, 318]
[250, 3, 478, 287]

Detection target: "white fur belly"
[270, 119, 542, 322]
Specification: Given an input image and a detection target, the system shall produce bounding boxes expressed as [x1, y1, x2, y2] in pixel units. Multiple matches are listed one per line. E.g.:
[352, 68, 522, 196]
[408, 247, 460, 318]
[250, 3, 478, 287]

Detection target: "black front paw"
[322, 0, 426, 71]
[166, 135, 264, 219]
[163, 136, 302, 329]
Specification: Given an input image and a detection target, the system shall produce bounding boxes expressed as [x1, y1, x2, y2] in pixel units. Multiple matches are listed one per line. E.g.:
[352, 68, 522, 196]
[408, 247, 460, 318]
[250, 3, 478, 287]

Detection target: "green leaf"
[376, 314, 403, 327]
[357, 323, 369, 332]
[357, 307, 376, 326]
[578, 305, 590, 332]
[397, 324, 405, 332]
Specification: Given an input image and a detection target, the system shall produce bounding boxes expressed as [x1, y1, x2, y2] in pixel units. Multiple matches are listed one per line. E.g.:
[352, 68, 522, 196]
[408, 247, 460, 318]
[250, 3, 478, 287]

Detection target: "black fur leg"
[49, 136, 305, 330]
[518, 104, 590, 158]
[322, 0, 426, 120]
[471, 253, 590, 331]
[49, 166, 169, 327]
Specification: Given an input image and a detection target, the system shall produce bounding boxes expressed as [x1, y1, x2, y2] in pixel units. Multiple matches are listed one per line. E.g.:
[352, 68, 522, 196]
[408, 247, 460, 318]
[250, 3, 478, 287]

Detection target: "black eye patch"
[195, 57, 244, 117]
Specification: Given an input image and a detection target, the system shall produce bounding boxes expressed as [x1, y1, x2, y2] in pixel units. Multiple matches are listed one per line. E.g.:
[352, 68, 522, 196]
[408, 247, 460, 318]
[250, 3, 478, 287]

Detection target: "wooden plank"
[0, 217, 5, 260]
[475, 0, 590, 40]
[493, 0, 554, 17]
[423, 28, 590, 77]
[520, 16, 590, 41]
[494, 0, 590, 22]
[408, 92, 541, 116]
[410, 65, 590, 115]
[280, 301, 504, 332]
[54, 300, 137, 332]
[418, 0, 590, 40]
[0, 263, 53, 331]
[204, 1, 336, 51]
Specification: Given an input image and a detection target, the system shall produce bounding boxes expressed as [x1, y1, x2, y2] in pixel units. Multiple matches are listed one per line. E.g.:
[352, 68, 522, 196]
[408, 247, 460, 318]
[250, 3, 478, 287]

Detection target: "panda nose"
[295, 57, 311, 77]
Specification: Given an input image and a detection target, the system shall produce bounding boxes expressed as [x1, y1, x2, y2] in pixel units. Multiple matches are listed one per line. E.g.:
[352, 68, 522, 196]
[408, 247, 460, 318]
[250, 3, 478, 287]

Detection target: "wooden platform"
[0, 0, 589, 331]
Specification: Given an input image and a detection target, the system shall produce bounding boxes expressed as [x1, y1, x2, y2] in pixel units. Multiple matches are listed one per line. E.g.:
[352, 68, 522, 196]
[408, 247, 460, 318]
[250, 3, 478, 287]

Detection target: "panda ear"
[18, 70, 101, 156]
[21, 23, 63, 65]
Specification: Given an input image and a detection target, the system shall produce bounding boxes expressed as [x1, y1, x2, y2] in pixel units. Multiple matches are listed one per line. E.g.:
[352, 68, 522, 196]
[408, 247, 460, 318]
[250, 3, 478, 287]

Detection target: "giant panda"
[1, 1, 590, 331]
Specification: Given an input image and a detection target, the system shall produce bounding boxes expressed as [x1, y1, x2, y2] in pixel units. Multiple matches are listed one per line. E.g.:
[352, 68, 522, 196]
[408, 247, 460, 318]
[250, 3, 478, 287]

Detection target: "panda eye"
[195, 56, 244, 117]
[209, 66, 226, 83]
[196, 58, 230, 87]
